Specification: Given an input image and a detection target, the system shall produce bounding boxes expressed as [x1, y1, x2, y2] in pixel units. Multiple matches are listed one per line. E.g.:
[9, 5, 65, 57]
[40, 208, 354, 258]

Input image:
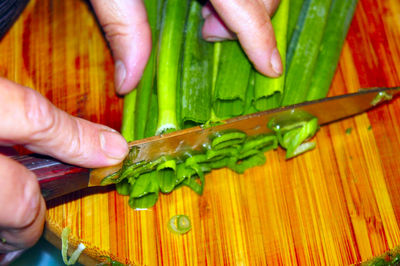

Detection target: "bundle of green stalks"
[114, 0, 358, 208]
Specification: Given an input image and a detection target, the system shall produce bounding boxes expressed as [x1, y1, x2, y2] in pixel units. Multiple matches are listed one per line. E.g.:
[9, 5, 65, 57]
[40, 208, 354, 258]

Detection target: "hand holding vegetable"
[0, 0, 283, 260]
[202, 0, 283, 77]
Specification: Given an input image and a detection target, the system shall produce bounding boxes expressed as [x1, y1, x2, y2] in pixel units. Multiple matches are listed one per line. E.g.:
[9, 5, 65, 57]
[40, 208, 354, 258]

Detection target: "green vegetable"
[157, 160, 178, 193]
[243, 71, 257, 115]
[306, 0, 358, 100]
[211, 131, 247, 150]
[115, 179, 131, 196]
[213, 41, 251, 118]
[209, 42, 222, 122]
[361, 245, 400, 266]
[114, 0, 356, 209]
[287, 0, 306, 42]
[286, 0, 311, 65]
[120, 90, 136, 142]
[61, 227, 85, 265]
[167, 215, 192, 234]
[133, 0, 162, 140]
[156, 0, 190, 134]
[98, 256, 125, 266]
[129, 172, 159, 209]
[371, 91, 393, 106]
[143, 88, 159, 138]
[271, 117, 319, 159]
[107, 113, 320, 208]
[345, 127, 352, 135]
[181, 1, 213, 127]
[253, 0, 289, 111]
[282, 0, 333, 106]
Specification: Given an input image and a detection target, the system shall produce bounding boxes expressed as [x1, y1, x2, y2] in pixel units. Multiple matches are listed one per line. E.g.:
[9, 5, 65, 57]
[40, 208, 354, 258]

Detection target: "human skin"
[0, 0, 281, 258]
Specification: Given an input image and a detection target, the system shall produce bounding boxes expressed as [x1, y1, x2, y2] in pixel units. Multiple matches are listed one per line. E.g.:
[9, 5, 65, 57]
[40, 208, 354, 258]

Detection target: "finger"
[90, 0, 152, 95]
[202, 4, 235, 41]
[208, 0, 282, 77]
[0, 78, 128, 168]
[260, 0, 280, 15]
[0, 155, 46, 252]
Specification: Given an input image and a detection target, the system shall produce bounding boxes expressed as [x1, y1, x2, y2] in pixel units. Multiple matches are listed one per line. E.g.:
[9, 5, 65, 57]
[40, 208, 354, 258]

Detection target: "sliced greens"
[114, 0, 357, 209]
[105, 115, 319, 209]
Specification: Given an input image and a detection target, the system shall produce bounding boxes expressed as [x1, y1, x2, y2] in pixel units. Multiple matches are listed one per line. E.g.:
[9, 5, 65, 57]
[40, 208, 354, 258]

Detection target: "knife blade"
[12, 87, 399, 200]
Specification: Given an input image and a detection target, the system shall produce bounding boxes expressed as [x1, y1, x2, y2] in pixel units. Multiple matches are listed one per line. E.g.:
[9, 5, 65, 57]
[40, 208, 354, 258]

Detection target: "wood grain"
[1, 0, 400, 265]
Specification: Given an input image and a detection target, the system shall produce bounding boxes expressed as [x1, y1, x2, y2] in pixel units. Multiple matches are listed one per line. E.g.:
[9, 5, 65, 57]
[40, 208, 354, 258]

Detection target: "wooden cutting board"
[1, 0, 400, 265]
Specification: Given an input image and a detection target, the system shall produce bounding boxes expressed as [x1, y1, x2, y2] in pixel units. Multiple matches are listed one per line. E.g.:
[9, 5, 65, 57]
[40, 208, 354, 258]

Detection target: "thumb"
[90, 0, 152, 95]
[0, 154, 46, 252]
[0, 78, 128, 168]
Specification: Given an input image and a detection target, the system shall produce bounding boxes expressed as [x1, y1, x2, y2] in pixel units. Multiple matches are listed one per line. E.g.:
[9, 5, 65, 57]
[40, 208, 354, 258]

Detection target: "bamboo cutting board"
[1, 0, 400, 265]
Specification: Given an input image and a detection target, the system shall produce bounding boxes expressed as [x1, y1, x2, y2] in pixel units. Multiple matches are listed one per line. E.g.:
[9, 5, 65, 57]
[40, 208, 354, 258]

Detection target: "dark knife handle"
[11, 154, 90, 201]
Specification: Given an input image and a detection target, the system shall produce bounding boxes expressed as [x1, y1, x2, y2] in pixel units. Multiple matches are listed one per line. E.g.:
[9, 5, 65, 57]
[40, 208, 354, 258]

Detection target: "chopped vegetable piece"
[270, 116, 319, 159]
[157, 160, 178, 193]
[167, 215, 192, 234]
[345, 128, 352, 135]
[98, 256, 125, 266]
[371, 91, 393, 106]
[228, 152, 266, 174]
[129, 172, 159, 209]
[115, 179, 131, 196]
[211, 131, 247, 150]
[61, 227, 85, 265]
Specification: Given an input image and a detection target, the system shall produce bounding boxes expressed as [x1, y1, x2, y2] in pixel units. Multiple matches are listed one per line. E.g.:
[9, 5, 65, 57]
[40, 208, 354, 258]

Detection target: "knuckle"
[23, 88, 57, 141]
[101, 21, 130, 42]
[66, 118, 87, 161]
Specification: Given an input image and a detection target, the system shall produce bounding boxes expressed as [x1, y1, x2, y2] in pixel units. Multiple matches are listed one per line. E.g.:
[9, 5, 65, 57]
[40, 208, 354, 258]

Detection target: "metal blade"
[89, 87, 399, 185]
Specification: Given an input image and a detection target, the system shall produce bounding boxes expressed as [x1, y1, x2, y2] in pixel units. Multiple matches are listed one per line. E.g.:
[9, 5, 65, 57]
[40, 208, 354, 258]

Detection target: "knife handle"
[11, 154, 90, 201]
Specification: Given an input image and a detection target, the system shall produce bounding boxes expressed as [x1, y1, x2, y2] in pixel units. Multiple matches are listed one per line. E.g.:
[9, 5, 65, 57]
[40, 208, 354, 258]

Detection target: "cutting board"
[1, 0, 400, 265]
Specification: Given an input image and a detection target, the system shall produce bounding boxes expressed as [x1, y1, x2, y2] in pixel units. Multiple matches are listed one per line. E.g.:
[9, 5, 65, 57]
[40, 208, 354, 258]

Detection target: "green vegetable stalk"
[133, 0, 163, 140]
[181, 1, 213, 127]
[306, 0, 358, 100]
[282, 0, 333, 106]
[156, 0, 190, 134]
[253, 0, 289, 111]
[213, 41, 251, 118]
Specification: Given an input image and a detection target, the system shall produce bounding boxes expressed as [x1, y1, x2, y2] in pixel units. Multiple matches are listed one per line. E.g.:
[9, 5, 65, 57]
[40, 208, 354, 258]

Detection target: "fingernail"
[114, 60, 126, 93]
[100, 130, 128, 160]
[270, 48, 283, 75]
[205, 36, 225, 42]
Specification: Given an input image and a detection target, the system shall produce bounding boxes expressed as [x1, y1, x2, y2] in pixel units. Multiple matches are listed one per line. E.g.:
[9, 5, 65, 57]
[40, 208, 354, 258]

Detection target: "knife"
[10, 87, 400, 201]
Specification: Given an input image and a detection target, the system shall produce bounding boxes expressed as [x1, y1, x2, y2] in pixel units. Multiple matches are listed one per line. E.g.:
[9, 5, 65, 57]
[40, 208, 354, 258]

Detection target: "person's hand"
[202, 0, 282, 77]
[89, 0, 282, 96]
[0, 78, 128, 257]
[90, 0, 152, 95]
